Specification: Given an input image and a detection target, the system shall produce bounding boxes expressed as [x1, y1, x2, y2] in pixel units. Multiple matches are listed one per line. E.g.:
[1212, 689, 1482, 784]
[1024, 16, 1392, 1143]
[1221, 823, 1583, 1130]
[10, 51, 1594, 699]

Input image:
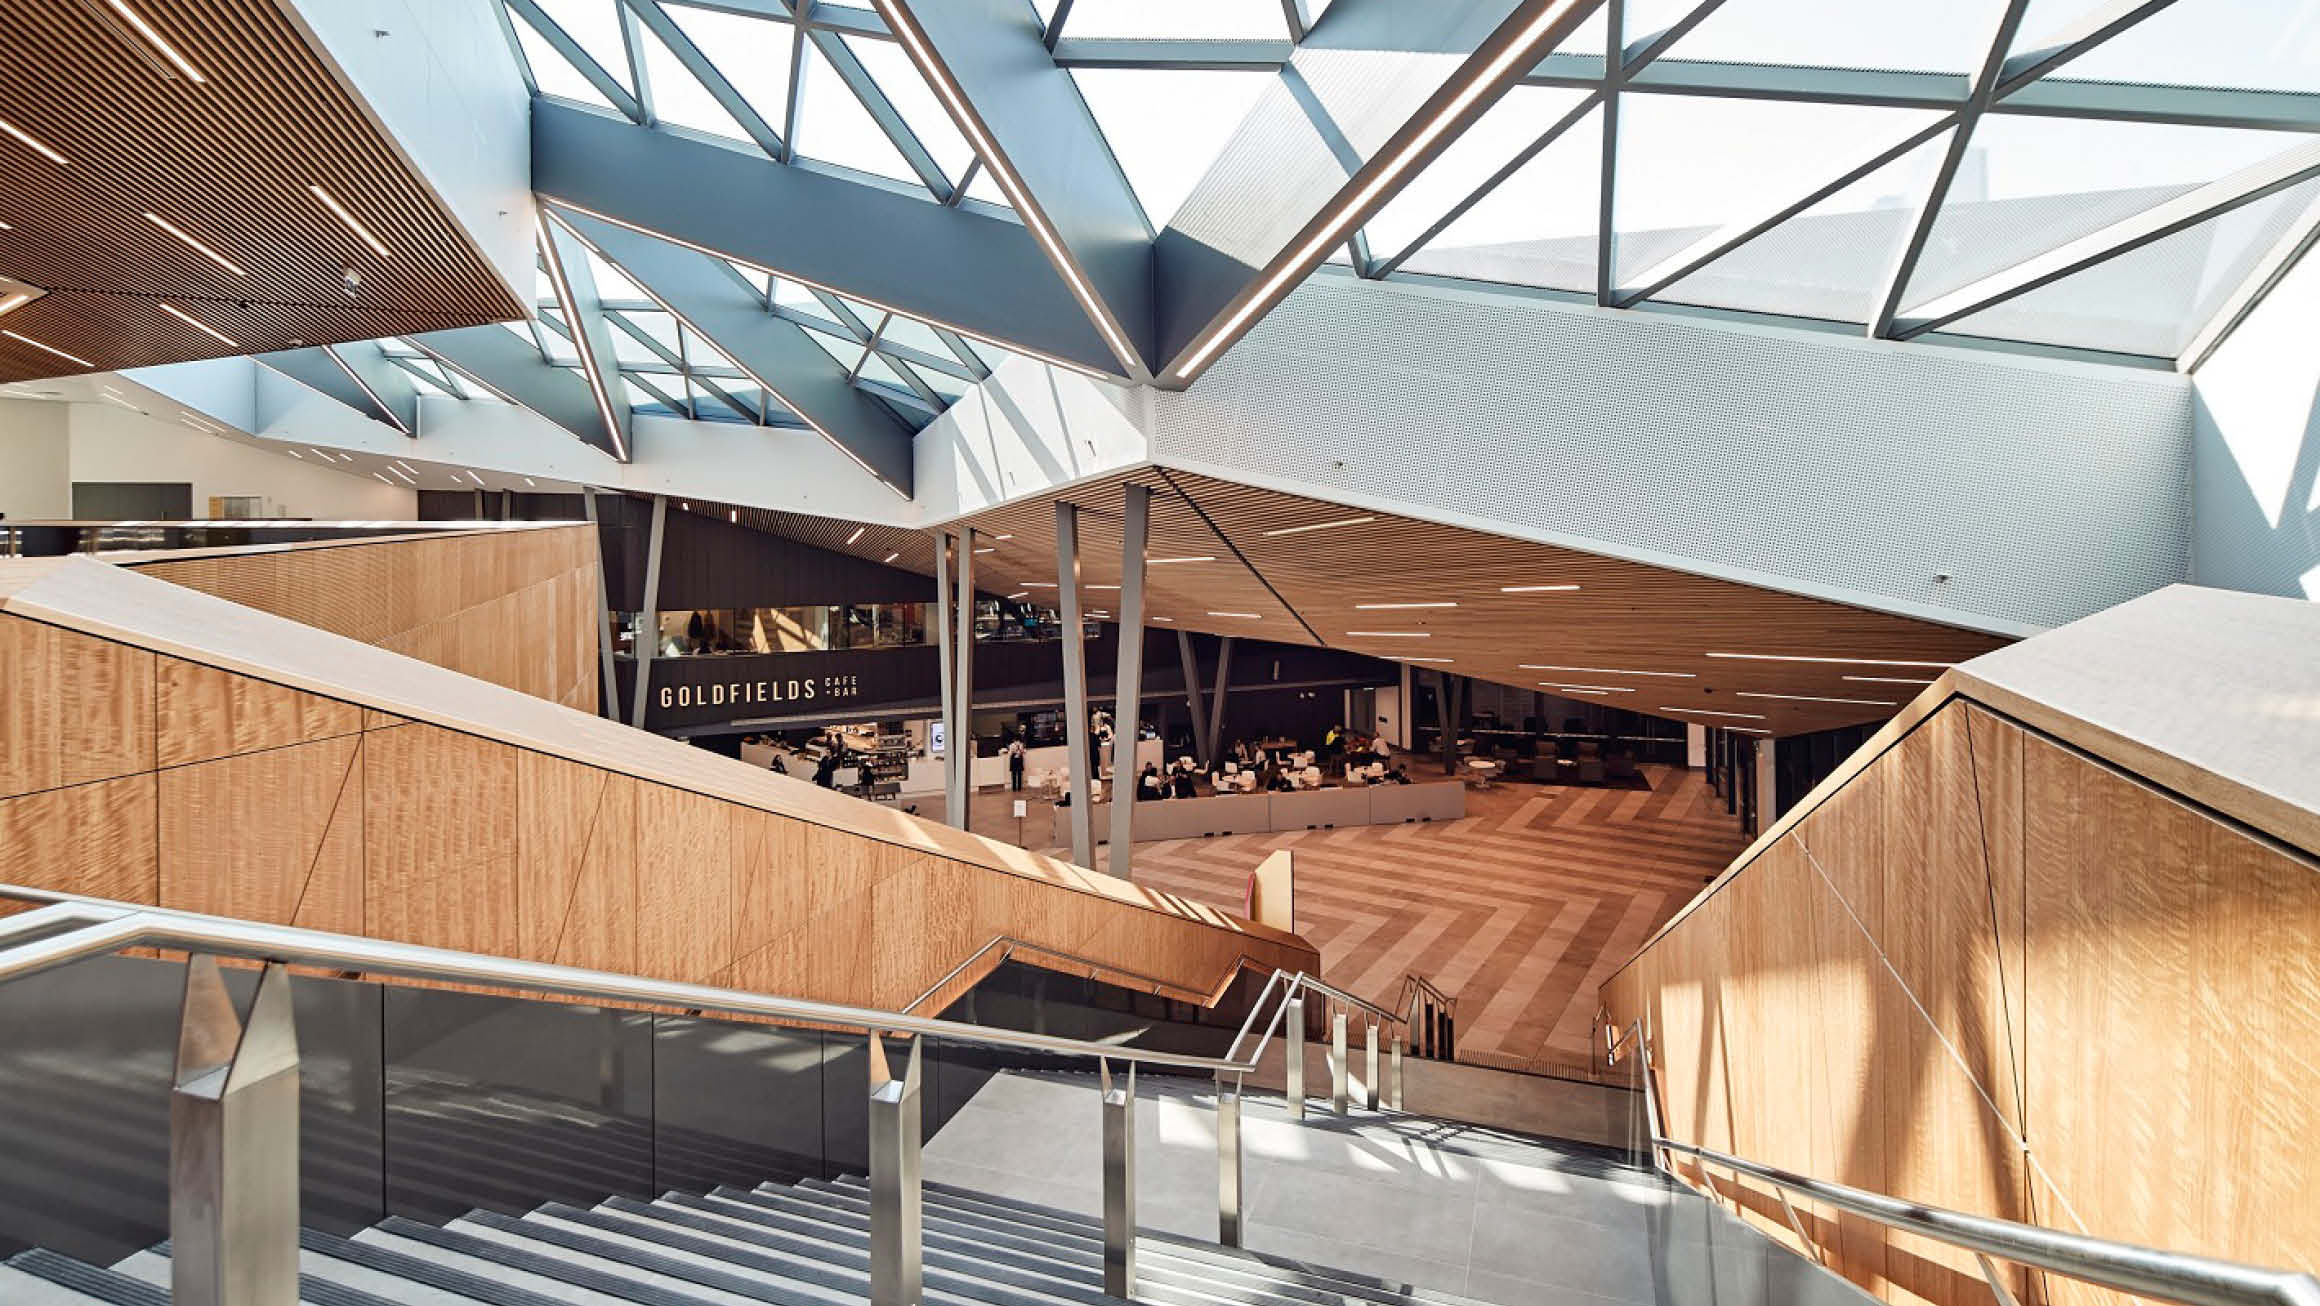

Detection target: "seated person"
[1137, 762, 1166, 799]
[1171, 769, 1198, 799]
[1386, 765, 1412, 785]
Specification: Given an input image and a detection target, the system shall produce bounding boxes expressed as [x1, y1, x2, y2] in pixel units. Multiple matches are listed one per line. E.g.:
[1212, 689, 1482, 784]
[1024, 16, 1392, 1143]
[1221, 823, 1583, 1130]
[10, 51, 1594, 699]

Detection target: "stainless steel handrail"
[0, 886, 1267, 1075]
[1611, 1024, 2320, 1306]
[895, 933, 1271, 1014]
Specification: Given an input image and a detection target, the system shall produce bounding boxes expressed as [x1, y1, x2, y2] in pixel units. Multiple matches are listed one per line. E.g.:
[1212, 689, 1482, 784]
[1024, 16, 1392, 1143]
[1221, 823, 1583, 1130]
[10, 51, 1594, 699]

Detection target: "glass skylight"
[1070, 68, 1276, 230]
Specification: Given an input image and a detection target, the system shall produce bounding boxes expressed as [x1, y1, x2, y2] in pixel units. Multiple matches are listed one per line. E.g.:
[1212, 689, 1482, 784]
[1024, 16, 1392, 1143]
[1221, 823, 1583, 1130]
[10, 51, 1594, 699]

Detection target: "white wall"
[71, 401, 414, 519]
[2191, 247, 2320, 600]
[0, 401, 72, 520]
[913, 351, 1153, 520]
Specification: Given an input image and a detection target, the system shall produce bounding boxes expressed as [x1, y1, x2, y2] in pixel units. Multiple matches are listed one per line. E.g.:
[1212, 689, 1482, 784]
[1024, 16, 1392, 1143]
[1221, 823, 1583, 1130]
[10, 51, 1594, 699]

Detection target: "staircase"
[0, 1067, 1872, 1306]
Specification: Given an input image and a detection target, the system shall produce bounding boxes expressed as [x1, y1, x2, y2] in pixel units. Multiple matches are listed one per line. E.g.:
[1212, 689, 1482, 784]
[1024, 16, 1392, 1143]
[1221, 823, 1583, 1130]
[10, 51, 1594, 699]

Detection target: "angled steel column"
[1107, 485, 1151, 875]
[867, 1033, 923, 1306]
[1284, 991, 1307, 1121]
[1216, 1071, 1244, 1247]
[581, 488, 620, 719]
[1177, 630, 1210, 767]
[953, 527, 976, 831]
[933, 531, 959, 828]
[172, 957, 299, 1306]
[627, 494, 667, 729]
[1100, 1060, 1136, 1297]
[1208, 636, 1234, 760]
[1056, 504, 1095, 865]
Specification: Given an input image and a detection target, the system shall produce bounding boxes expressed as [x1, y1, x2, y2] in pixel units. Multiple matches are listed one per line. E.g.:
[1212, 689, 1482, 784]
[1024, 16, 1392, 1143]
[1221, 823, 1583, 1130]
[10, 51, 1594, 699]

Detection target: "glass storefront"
[611, 598, 1082, 659]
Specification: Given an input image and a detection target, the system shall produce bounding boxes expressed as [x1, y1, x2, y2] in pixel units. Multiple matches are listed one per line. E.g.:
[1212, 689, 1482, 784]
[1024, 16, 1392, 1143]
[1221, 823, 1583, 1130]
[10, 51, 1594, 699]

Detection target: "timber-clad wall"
[1601, 696, 2320, 1306]
[0, 554, 1315, 1019]
[126, 526, 601, 714]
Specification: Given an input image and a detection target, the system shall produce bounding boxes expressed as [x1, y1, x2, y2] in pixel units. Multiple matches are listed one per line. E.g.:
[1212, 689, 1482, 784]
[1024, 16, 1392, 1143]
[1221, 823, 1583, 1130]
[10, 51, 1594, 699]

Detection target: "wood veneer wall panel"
[1605, 700, 2319, 1306]
[634, 785, 736, 987]
[155, 657, 362, 767]
[362, 721, 521, 960]
[158, 734, 364, 933]
[0, 615, 155, 799]
[0, 775, 158, 906]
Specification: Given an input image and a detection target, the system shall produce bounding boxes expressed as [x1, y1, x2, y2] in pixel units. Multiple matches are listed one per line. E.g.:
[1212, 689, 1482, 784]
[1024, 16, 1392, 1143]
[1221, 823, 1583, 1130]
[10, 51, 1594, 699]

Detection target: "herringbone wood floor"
[1000, 764, 1749, 1080]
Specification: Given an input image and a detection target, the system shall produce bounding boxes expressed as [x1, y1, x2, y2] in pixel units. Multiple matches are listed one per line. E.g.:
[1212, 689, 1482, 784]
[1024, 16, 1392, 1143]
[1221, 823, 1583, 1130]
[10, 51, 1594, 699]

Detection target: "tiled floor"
[939, 763, 1749, 1080]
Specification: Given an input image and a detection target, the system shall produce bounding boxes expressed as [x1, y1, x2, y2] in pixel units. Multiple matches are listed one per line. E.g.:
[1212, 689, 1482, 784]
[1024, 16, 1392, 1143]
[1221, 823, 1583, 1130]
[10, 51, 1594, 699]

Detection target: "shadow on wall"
[2192, 252, 2320, 600]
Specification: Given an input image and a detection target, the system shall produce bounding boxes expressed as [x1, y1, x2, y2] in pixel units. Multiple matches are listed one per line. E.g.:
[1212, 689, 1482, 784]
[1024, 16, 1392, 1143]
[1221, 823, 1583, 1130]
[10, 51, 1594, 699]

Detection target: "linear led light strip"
[845, 526, 866, 546]
[159, 302, 236, 346]
[1704, 652, 1953, 668]
[1659, 707, 1767, 720]
[537, 212, 630, 461]
[1169, 0, 1591, 381]
[1263, 516, 1374, 537]
[1501, 584, 1580, 593]
[310, 184, 391, 259]
[1358, 601, 1454, 609]
[2, 330, 92, 368]
[1520, 664, 1695, 678]
[538, 200, 1110, 384]
[1539, 682, 1633, 693]
[105, 0, 205, 82]
[0, 117, 68, 165]
[321, 346, 411, 435]
[144, 213, 245, 276]
[871, 0, 1144, 380]
[1735, 692, 1896, 707]
[1845, 675, 1936, 685]
[1347, 630, 1430, 638]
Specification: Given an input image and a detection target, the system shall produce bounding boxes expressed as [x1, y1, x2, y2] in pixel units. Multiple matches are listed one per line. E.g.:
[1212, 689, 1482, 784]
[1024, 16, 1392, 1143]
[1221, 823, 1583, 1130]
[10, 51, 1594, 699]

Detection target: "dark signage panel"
[636, 647, 942, 731]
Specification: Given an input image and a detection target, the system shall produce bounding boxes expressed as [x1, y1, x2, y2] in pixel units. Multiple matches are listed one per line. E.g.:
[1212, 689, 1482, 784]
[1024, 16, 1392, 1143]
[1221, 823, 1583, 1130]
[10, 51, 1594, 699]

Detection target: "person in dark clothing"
[813, 750, 842, 788]
[1138, 762, 1166, 800]
[1007, 737, 1026, 791]
[1171, 769, 1197, 799]
[1386, 765, 1412, 785]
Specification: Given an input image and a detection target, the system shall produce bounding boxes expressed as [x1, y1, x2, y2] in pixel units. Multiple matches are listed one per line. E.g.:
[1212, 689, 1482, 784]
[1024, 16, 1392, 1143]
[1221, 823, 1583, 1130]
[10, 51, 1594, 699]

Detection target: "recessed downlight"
[1262, 515, 1374, 537]
[2, 330, 91, 367]
[883, 552, 900, 563]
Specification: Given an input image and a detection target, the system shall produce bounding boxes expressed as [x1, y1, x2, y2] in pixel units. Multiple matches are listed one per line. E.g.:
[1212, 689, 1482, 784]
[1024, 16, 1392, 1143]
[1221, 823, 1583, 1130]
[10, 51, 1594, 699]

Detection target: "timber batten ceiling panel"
[0, 0, 524, 381]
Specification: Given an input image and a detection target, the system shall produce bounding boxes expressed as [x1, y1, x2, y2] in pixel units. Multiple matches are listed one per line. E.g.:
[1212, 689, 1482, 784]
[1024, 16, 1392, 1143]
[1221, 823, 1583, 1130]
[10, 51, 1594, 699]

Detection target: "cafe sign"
[658, 672, 863, 711]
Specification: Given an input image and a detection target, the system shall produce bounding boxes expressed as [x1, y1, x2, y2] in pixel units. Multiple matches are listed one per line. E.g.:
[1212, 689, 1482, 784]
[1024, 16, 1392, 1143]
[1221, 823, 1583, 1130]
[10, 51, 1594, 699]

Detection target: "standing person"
[1372, 731, 1393, 762]
[812, 749, 841, 789]
[1007, 735, 1026, 791]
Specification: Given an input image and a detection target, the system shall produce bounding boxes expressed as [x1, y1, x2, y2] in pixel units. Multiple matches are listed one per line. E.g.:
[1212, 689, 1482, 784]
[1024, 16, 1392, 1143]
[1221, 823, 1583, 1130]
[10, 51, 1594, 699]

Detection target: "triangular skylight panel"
[582, 248, 649, 303]
[1897, 117, 2314, 312]
[1366, 86, 1593, 263]
[1942, 175, 2320, 358]
[1670, 0, 2013, 74]
[876, 315, 952, 362]
[1060, 0, 1288, 41]
[610, 316, 669, 366]
[727, 261, 773, 300]
[1071, 68, 1274, 230]
[843, 35, 977, 183]
[507, 9, 616, 108]
[964, 164, 1010, 210]
[681, 324, 739, 372]
[530, 0, 633, 92]
[772, 278, 841, 329]
[623, 375, 679, 413]
[802, 324, 868, 370]
[1621, 0, 1721, 51]
[2017, 0, 2320, 94]
[1401, 104, 1603, 293]
[856, 351, 915, 394]
[635, 21, 761, 150]
[689, 377, 751, 423]
[795, 40, 922, 186]
[1612, 94, 1947, 287]
[1653, 131, 1952, 324]
[665, 4, 796, 132]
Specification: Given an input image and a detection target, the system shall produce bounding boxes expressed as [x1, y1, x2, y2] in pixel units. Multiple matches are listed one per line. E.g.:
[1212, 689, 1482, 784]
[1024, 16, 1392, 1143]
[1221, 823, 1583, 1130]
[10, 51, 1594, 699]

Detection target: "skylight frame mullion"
[2179, 189, 2320, 373]
[622, 0, 792, 159]
[872, 346, 945, 407]
[1370, 89, 1603, 281]
[1042, 0, 1075, 52]
[1593, 0, 1624, 308]
[783, 23, 808, 160]
[931, 326, 989, 379]
[691, 371, 766, 424]
[607, 309, 689, 369]
[804, 27, 956, 202]
[625, 370, 689, 412]
[876, 338, 979, 383]
[504, 0, 647, 120]
[1993, 0, 2185, 99]
[807, 289, 876, 341]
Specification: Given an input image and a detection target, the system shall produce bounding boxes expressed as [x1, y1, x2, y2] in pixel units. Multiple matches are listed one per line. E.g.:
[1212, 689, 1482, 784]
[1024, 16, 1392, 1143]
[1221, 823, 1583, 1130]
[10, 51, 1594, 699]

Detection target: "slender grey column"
[1100, 1060, 1136, 1297]
[1363, 1021, 1380, 1110]
[867, 1033, 923, 1306]
[172, 957, 299, 1306]
[580, 488, 620, 720]
[953, 527, 976, 831]
[1207, 636, 1234, 757]
[1216, 1072, 1243, 1247]
[1436, 670, 1459, 775]
[1389, 1035, 1405, 1111]
[932, 531, 958, 828]
[1107, 484, 1151, 875]
[627, 494, 667, 729]
[1284, 992, 1306, 1121]
[1177, 630, 1208, 766]
[1330, 1008, 1349, 1115]
[1056, 504, 1094, 865]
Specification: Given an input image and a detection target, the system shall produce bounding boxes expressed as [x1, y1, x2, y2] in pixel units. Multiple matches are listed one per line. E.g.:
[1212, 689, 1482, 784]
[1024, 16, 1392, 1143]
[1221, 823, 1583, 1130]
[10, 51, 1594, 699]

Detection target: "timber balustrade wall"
[125, 525, 602, 714]
[1602, 697, 2320, 1306]
[0, 555, 1316, 1021]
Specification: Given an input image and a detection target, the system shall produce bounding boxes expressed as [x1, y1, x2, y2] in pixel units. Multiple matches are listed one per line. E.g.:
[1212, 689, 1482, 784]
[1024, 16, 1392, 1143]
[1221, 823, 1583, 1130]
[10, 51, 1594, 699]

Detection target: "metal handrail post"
[172, 956, 299, 1306]
[1216, 1072, 1243, 1247]
[1284, 992, 1306, 1120]
[1100, 1059, 1136, 1297]
[868, 1032, 923, 1306]
[1329, 1007, 1349, 1115]
[1362, 1021, 1380, 1110]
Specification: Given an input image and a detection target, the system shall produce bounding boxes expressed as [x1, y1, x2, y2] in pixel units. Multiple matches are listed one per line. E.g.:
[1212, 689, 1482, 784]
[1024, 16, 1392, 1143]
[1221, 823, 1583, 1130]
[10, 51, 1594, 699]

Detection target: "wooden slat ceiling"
[0, 0, 524, 382]
[722, 470, 2011, 738]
